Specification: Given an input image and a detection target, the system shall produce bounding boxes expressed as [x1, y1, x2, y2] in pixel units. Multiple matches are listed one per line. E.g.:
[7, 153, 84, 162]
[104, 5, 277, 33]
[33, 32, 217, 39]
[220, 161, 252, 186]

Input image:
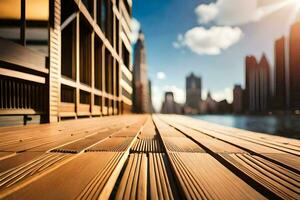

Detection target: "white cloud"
[195, 3, 219, 24]
[162, 85, 185, 104]
[175, 26, 243, 55]
[172, 34, 184, 48]
[195, 0, 292, 26]
[131, 18, 141, 44]
[156, 72, 166, 80]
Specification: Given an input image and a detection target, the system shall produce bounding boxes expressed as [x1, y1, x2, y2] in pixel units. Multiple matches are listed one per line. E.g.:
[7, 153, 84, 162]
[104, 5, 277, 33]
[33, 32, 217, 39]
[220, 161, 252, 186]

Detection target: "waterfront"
[193, 115, 300, 139]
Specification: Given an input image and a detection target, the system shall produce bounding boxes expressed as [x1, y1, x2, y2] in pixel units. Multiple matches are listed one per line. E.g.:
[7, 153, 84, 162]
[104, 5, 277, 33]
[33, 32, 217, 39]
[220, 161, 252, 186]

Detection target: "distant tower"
[161, 92, 181, 114]
[133, 30, 150, 113]
[289, 21, 300, 111]
[245, 55, 258, 112]
[233, 85, 243, 113]
[186, 73, 202, 111]
[245, 54, 270, 113]
[274, 37, 286, 110]
[258, 54, 271, 112]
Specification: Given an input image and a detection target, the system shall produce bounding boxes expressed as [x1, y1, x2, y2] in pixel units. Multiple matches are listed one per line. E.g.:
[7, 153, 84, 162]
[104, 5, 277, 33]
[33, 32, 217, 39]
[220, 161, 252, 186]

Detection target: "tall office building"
[186, 73, 202, 111]
[233, 85, 243, 113]
[133, 30, 150, 113]
[274, 37, 286, 110]
[289, 21, 300, 111]
[245, 54, 270, 113]
[0, 0, 133, 124]
[245, 55, 258, 112]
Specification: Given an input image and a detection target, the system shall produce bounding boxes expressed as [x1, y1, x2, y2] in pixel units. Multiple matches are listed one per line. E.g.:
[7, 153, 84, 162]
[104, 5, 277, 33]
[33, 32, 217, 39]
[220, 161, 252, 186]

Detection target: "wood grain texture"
[0, 114, 299, 199]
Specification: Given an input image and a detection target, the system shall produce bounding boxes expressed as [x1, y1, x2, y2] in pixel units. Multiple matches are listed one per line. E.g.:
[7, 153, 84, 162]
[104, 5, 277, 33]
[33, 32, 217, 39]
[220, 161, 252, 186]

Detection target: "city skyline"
[161, 19, 300, 115]
[132, 0, 300, 111]
[0, 2, 299, 199]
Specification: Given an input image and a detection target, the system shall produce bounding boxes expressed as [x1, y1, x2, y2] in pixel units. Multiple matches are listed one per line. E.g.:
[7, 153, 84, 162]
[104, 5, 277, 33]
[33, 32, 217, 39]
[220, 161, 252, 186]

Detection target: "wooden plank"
[168, 152, 266, 200]
[53, 131, 115, 153]
[87, 137, 134, 152]
[115, 153, 147, 200]
[261, 153, 300, 172]
[163, 137, 205, 153]
[0, 152, 15, 161]
[0, 152, 43, 173]
[0, 114, 298, 200]
[0, 153, 73, 191]
[149, 153, 181, 200]
[0, 152, 122, 199]
[221, 154, 300, 199]
[0, 68, 46, 84]
[131, 136, 163, 153]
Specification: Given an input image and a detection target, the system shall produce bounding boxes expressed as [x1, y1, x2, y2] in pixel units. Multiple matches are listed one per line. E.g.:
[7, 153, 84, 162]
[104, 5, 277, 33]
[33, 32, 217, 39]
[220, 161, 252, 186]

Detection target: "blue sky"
[132, 0, 300, 111]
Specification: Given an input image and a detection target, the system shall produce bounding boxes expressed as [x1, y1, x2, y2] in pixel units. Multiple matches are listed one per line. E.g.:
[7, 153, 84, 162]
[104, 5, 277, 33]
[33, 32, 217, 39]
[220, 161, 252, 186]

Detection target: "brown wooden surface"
[0, 114, 299, 199]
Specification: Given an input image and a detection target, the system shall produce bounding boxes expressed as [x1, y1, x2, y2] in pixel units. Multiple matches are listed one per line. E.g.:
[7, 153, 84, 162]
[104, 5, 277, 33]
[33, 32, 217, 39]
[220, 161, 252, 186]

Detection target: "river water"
[193, 115, 300, 139]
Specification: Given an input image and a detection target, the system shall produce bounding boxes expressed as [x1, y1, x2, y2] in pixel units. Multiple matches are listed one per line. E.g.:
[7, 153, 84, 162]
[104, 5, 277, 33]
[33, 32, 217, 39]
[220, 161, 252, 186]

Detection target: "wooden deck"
[0, 114, 299, 200]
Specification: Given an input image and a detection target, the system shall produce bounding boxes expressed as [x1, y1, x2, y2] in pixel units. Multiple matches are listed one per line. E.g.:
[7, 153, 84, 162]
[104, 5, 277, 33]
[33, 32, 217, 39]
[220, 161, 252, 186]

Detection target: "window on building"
[116, 62, 119, 96]
[80, 90, 91, 104]
[111, 58, 114, 95]
[105, 49, 111, 93]
[80, 18, 92, 86]
[122, 43, 130, 68]
[107, 1, 113, 45]
[116, 19, 119, 53]
[61, 0, 77, 24]
[94, 95, 101, 106]
[97, 0, 107, 34]
[105, 97, 109, 108]
[81, 0, 94, 17]
[61, 20, 76, 80]
[61, 85, 75, 103]
[94, 37, 103, 90]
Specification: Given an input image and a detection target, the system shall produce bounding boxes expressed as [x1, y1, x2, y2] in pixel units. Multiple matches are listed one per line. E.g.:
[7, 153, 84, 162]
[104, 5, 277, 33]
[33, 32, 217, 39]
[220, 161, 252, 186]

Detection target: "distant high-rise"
[245, 54, 270, 113]
[199, 92, 218, 114]
[245, 55, 258, 112]
[186, 73, 202, 111]
[233, 85, 243, 113]
[274, 37, 286, 110]
[161, 92, 182, 114]
[133, 31, 150, 113]
[289, 22, 300, 111]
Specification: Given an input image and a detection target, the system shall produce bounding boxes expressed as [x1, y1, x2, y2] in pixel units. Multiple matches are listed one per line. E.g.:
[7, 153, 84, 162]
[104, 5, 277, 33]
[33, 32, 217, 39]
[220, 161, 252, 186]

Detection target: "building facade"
[274, 37, 287, 111]
[245, 55, 258, 112]
[0, 0, 133, 124]
[185, 73, 202, 113]
[199, 92, 218, 114]
[161, 92, 181, 114]
[245, 54, 270, 113]
[289, 22, 300, 111]
[233, 85, 243, 113]
[132, 31, 150, 113]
